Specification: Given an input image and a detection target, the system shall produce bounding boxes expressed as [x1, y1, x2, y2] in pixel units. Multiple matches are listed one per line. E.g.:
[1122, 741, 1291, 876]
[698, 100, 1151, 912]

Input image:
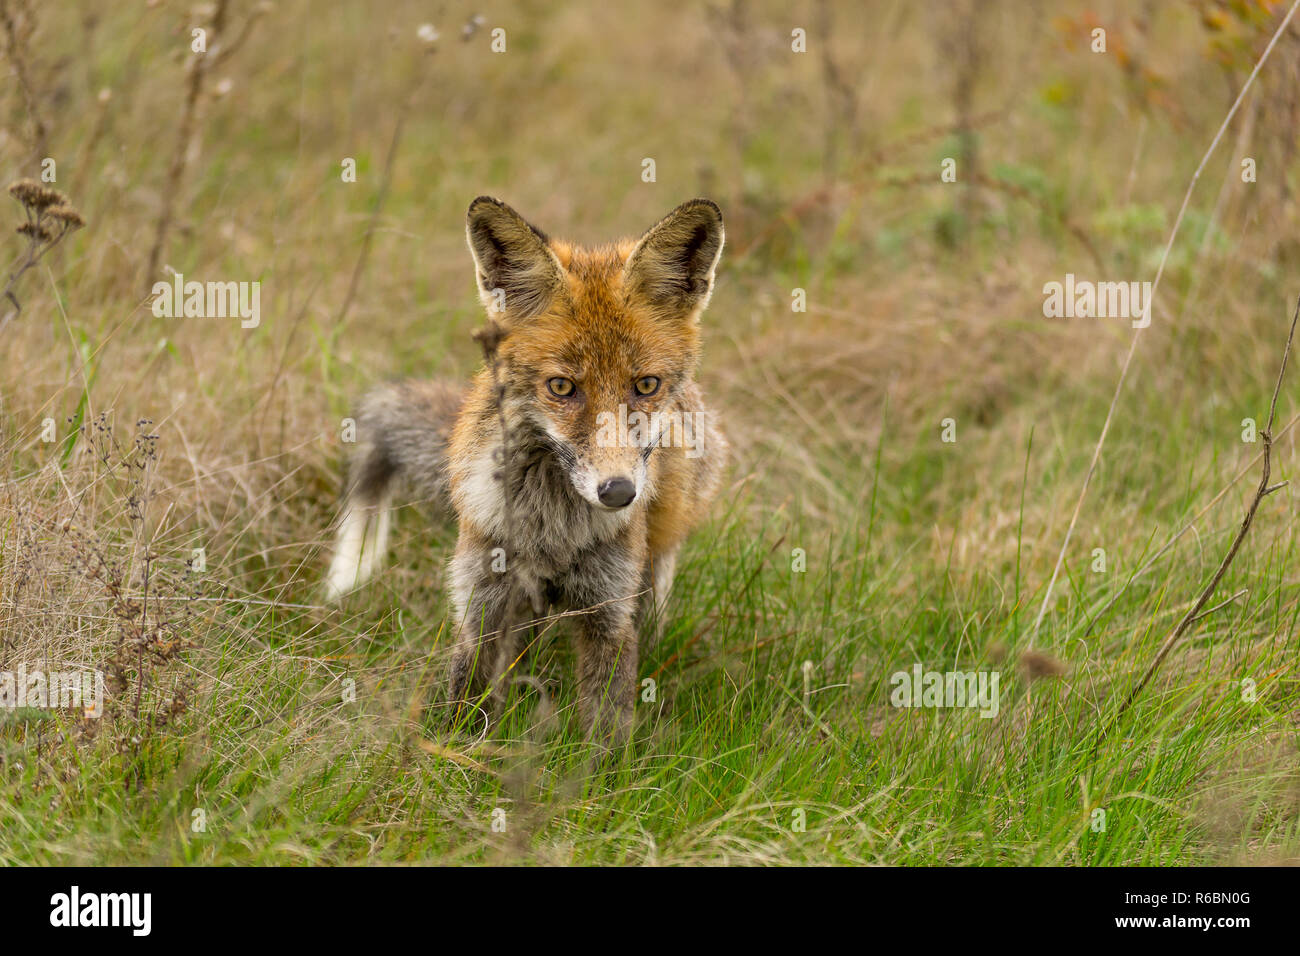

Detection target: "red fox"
[326, 197, 728, 742]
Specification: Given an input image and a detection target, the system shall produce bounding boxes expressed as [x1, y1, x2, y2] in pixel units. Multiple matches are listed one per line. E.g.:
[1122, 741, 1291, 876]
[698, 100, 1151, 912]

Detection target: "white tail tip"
[325, 502, 391, 600]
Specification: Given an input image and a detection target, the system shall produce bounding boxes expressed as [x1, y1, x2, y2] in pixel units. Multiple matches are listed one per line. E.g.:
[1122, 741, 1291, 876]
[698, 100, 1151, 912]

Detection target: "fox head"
[465, 196, 724, 512]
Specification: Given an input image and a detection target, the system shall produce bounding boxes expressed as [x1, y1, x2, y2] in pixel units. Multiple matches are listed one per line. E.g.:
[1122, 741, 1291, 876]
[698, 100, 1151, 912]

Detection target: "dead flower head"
[45, 205, 86, 229]
[7, 179, 86, 241]
[8, 178, 67, 211]
[16, 221, 54, 243]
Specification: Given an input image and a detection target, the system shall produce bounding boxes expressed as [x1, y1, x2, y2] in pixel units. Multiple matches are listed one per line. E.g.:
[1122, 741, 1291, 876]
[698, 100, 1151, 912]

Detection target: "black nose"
[597, 477, 636, 508]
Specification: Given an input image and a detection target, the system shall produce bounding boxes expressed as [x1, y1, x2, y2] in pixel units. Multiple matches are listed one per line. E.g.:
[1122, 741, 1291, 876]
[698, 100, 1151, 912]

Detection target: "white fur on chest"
[455, 445, 636, 549]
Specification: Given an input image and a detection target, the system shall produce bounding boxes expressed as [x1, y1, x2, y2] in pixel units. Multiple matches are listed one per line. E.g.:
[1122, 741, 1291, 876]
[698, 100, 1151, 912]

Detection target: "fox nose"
[597, 477, 636, 509]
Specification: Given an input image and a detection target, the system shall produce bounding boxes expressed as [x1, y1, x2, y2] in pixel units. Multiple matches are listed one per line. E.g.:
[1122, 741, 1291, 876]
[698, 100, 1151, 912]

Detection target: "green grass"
[3, 403, 1298, 865]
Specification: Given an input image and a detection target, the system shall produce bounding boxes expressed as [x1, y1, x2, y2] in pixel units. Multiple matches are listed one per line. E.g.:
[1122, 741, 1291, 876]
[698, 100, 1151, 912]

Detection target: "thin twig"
[334, 29, 449, 328]
[143, 0, 224, 287]
[0, 0, 50, 163]
[1095, 295, 1300, 745]
[334, 108, 407, 328]
[1081, 410, 1300, 636]
[469, 320, 520, 718]
[142, 0, 269, 289]
[1187, 588, 1249, 626]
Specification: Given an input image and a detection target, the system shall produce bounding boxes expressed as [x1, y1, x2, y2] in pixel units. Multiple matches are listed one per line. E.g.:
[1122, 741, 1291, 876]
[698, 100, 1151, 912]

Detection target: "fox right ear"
[466, 197, 566, 320]
[623, 199, 724, 321]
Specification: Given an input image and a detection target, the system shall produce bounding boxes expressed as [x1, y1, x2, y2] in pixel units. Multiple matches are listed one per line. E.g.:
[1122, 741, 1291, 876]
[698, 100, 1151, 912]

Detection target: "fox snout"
[560, 440, 648, 512]
[597, 476, 636, 508]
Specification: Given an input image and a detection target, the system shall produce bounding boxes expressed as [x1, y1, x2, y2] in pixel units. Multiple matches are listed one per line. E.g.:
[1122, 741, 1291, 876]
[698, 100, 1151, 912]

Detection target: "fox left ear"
[624, 199, 724, 320]
[465, 196, 567, 320]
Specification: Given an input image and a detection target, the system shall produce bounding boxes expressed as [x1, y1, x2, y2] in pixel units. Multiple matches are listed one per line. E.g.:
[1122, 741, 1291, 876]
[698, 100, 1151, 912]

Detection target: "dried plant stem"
[470, 320, 520, 717]
[2, 235, 44, 330]
[143, 0, 262, 289]
[334, 108, 408, 329]
[336, 24, 470, 329]
[1094, 295, 1300, 746]
[948, 0, 983, 235]
[0, 0, 50, 162]
[74, 90, 114, 186]
[144, 0, 226, 287]
[815, 0, 860, 183]
[3, 222, 76, 308]
[1081, 408, 1300, 636]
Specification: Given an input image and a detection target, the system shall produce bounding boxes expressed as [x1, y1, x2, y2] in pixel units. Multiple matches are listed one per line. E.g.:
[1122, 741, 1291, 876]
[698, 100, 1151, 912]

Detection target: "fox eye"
[547, 377, 576, 398]
[634, 376, 660, 397]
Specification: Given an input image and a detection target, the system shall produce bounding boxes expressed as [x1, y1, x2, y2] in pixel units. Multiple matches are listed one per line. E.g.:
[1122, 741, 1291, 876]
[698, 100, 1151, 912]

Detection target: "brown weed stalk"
[143, 0, 263, 289]
[335, 16, 483, 328]
[468, 317, 521, 722]
[1094, 294, 1300, 747]
[0, 0, 50, 162]
[4, 416, 207, 790]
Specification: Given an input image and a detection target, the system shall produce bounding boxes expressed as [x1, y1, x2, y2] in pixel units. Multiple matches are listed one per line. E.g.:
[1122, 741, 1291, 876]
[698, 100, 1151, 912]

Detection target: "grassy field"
[2, 0, 1299, 865]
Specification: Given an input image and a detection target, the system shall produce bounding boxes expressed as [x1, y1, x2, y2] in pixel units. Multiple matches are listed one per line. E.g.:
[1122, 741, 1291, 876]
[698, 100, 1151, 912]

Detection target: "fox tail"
[324, 380, 462, 599]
